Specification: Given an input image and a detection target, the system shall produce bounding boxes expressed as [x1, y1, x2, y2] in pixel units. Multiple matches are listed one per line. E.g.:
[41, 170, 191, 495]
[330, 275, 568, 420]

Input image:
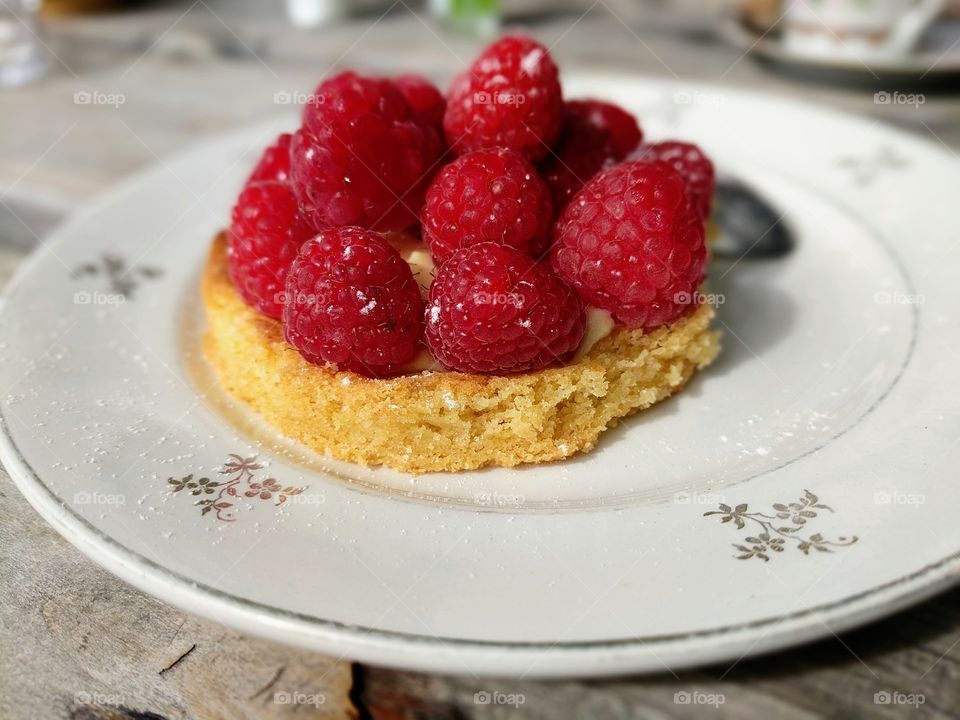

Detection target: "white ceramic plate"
[3, 75, 959, 678]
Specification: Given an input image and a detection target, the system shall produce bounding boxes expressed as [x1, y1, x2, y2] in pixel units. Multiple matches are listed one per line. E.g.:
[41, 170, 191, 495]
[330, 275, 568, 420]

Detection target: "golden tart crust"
[202, 233, 720, 473]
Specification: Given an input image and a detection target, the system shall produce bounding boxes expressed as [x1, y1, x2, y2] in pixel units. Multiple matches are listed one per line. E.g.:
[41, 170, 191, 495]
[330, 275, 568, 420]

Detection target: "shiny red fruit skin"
[421, 148, 553, 263]
[228, 180, 315, 320]
[629, 140, 715, 220]
[425, 242, 585, 374]
[246, 132, 292, 185]
[540, 99, 642, 211]
[550, 161, 707, 329]
[289, 72, 443, 233]
[443, 36, 563, 162]
[393, 74, 446, 129]
[282, 226, 424, 377]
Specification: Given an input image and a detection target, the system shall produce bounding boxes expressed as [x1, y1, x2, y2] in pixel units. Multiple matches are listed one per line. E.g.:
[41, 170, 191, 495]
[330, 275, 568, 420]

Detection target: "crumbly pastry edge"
[201, 232, 721, 473]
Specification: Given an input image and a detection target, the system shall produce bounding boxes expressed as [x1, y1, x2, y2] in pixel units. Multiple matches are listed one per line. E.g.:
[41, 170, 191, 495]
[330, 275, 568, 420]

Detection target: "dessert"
[424, 242, 586, 374]
[443, 35, 563, 160]
[420, 148, 553, 262]
[203, 35, 722, 473]
[283, 227, 425, 376]
[628, 141, 716, 221]
[540, 99, 643, 209]
[550, 161, 706, 329]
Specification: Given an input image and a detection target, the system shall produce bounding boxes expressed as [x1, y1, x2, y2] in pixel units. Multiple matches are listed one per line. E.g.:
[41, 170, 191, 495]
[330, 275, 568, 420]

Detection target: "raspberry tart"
[202, 37, 721, 473]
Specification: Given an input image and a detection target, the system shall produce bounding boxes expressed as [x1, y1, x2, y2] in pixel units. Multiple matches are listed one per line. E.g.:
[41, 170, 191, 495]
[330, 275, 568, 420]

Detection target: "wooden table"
[2, 5, 960, 718]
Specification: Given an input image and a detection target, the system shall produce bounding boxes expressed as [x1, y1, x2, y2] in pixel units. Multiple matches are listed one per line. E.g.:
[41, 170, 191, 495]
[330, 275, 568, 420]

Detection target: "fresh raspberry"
[228, 180, 316, 320]
[425, 243, 585, 374]
[629, 141, 715, 220]
[290, 72, 443, 233]
[301, 72, 407, 134]
[282, 227, 423, 377]
[540, 99, 642, 210]
[443, 36, 563, 161]
[550, 161, 706, 329]
[393, 74, 446, 129]
[246, 132, 292, 185]
[421, 148, 553, 263]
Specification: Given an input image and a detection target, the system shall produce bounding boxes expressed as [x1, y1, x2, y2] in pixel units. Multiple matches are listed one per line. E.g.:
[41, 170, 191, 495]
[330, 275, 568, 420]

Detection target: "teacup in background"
[781, 0, 946, 59]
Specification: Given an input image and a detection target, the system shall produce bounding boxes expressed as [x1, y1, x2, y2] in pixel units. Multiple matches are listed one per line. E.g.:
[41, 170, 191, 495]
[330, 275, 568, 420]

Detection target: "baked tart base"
[202, 233, 720, 473]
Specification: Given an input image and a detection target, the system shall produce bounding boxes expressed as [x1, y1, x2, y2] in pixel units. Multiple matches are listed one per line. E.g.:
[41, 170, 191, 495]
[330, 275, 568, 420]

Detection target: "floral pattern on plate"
[705, 490, 858, 562]
[167, 453, 306, 522]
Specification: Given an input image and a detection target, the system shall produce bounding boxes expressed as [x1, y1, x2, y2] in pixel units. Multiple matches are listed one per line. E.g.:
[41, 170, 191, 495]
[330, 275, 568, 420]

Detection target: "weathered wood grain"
[0, 472, 356, 720]
[356, 592, 960, 719]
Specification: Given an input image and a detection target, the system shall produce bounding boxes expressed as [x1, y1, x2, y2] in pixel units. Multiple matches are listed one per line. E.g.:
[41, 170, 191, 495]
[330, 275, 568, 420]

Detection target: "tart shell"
[202, 233, 720, 473]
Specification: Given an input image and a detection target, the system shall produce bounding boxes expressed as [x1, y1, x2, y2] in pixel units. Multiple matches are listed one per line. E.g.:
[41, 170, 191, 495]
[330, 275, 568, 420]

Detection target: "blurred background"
[1, 1, 959, 717]
[1, 0, 958, 262]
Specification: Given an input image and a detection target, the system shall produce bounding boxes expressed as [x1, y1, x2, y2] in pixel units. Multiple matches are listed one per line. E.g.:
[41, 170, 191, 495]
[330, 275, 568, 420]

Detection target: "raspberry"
[629, 141, 715, 220]
[301, 72, 407, 134]
[421, 148, 553, 263]
[443, 36, 563, 161]
[246, 132, 292, 185]
[228, 180, 316, 320]
[425, 243, 585, 374]
[540, 99, 642, 210]
[282, 227, 423, 377]
[290, 72, 443, 233]
[393, 74, 446, 129]
[550, 161, 706, 329]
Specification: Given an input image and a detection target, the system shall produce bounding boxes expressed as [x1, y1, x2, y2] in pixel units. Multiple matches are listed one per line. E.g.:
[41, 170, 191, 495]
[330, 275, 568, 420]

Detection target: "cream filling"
[575, 307, 615, 359]
[403, 248, 436, 299]
[405, 348, 443, 372]
[394, 239, 440, 372]
[386, 232, 436, 299]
